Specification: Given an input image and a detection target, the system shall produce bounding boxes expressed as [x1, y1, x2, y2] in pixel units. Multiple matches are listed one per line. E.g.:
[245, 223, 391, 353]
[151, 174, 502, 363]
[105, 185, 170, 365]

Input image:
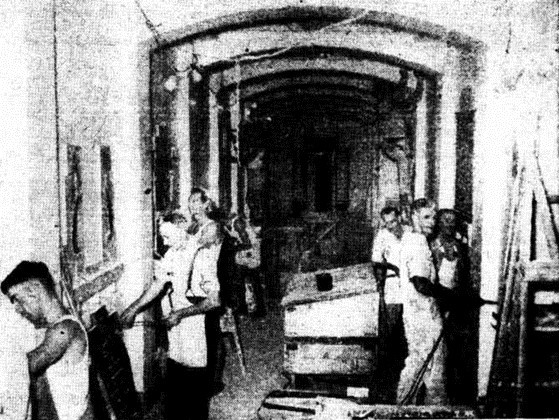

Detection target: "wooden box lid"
[281, 263, 377, 307]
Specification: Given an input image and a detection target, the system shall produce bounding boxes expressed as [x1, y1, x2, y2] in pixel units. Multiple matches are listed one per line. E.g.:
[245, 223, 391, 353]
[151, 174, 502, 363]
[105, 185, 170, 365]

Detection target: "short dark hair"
[190, 187, 210, 203]
[1, 261, 56, 295]
[410, 198, 435, 215]
[190, 187, 218, 218]
[437, 208, 456, 220]
[161, 211, 188, 225]
[380, 206, 401, 218]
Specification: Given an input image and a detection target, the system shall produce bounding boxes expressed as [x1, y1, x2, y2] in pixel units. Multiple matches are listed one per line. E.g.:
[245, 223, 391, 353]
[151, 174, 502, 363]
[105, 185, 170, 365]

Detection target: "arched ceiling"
[243, 78, 388, 105]
[156, 6, 482, 53]
[154, 8, 453, 156]
[206, 46, 425, 130]
[215, 46, 434, 90]
[255, 92, 379, 121]
[232, 69, 399, 101]
[154, 5, 480, 135]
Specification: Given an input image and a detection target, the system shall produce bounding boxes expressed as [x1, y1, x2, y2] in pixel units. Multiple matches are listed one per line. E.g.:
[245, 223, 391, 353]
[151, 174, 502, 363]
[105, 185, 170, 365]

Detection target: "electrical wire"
[133, 0, 162, 46]
[132, 1, 375, 66]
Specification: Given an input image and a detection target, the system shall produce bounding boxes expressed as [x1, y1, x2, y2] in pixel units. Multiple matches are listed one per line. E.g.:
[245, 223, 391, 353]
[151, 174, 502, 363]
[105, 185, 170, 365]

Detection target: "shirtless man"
[431, 209, 475, 404]
[1, 261, 93, 420]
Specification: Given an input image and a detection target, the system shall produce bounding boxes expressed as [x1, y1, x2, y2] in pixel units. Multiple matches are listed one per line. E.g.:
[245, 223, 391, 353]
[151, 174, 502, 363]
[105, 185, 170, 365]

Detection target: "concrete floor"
[209, 301, 287, 420]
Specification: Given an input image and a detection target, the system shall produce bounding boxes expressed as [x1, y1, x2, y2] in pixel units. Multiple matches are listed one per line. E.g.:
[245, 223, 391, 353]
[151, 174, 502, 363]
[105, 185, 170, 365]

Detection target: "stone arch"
[151, 5, 483, 205]
[147, 3, 485, 399]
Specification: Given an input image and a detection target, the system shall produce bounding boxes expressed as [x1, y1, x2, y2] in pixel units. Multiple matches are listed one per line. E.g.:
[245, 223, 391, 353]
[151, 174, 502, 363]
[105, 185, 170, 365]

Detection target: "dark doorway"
[312, 150, 333, 212]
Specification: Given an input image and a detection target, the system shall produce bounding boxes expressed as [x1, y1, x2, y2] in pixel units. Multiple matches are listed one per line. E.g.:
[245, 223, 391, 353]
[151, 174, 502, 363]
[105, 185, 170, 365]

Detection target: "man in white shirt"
[372, 206, 412, 304]
[371, 206, 411, 401]
[121, 191, 222, 420]
[396, 199, 451, 405]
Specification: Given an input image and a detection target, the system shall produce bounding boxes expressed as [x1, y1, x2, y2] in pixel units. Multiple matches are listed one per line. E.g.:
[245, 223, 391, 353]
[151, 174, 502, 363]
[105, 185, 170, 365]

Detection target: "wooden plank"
[516, 260, 559, 417]
[487, 165, 531, 417]
[284, 293, 378, 337]
[258, 398, 476, 419]
[282, 263, 376, 307]
[516, 278, 529, 417]
[88, 307, 142, 420]
[523, 260, 559, 283]
[534, 183, 559, 260]
[284, 342, 375, 375]
[74, 262, 124, 303]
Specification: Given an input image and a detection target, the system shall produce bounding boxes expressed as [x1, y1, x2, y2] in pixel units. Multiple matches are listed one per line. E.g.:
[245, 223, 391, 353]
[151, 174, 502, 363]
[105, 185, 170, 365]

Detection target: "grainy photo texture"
[0, 1, 558, 419]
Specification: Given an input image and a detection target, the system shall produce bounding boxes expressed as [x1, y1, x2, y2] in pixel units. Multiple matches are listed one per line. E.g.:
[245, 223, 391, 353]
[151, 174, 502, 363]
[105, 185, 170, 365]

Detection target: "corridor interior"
[147, 20, 478, 418]
[4, 3, 559, 420]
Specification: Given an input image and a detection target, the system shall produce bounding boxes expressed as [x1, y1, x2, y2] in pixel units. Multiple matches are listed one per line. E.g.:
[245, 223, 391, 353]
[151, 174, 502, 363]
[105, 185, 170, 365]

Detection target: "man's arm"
[120, 277, 168, 328]
[410, 275, 437, 297]
[411, 275, 485, 312]
[404, 234, 455, 304]
[27, 320, 85, 376]
[409, 276, 454, 298]
[165, 289, 221, 328]
[166, 243, 222, 328]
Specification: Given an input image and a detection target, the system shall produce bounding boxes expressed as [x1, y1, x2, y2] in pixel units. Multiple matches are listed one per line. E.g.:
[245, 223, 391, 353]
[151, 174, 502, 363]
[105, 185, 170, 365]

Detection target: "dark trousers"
[444, 313, 477, 405]
[373, 303, 408, 403]
[386, 304, 407, 367]
[205, 310, 225, 393]
[165, 359, 210, 420]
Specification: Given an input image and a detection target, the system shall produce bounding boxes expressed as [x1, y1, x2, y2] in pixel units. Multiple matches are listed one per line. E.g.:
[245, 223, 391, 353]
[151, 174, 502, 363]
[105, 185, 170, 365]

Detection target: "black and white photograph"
[0, 1, 558, 418]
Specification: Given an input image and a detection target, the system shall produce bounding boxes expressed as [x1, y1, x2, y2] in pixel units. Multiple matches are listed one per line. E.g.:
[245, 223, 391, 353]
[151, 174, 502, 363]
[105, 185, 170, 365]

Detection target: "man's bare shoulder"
[46, 318, 86, 347]
[28, 317, 87, 375]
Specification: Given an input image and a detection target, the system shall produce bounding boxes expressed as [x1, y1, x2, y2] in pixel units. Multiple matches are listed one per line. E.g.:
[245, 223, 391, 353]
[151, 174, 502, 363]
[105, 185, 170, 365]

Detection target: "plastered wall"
[0, 1, 557, 410]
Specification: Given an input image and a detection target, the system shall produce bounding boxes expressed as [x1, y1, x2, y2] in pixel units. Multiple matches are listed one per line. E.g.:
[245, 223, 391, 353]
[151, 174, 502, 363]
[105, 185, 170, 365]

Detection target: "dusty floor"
[209, 300, 287, 420]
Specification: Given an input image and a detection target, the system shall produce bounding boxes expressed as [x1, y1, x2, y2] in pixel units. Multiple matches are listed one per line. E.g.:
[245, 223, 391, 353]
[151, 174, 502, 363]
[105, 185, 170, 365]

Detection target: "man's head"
[410, 198, 437, 236]
[436, 209, 457, 238]
[188, 187, 216, 220]
[1, 261, 57, 327]
[380, 206, 403, 238]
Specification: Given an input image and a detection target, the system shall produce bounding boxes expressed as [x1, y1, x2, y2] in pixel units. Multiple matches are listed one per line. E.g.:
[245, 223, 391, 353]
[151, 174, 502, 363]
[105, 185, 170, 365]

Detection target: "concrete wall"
[0, 1, 153, 411]
[0, 1, 59, 415]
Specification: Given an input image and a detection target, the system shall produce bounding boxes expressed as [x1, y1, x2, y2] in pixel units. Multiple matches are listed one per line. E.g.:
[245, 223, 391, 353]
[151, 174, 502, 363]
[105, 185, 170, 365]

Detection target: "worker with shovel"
[396, 198, 449, 405]
[397, 200, 488, 405]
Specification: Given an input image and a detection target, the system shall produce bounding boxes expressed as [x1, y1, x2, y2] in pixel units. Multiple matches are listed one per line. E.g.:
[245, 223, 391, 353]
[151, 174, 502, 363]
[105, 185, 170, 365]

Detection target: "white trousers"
[397, 308, 448, 405]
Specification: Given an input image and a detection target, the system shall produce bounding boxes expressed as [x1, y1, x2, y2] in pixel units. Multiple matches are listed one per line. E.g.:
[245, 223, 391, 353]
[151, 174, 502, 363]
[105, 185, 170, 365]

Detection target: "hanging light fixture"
[163, 75, 178, 92]
[162, 52, 203, 92]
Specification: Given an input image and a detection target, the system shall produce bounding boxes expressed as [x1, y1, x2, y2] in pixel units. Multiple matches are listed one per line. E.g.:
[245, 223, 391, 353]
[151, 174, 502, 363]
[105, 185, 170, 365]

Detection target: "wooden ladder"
[486, 153, 559, 417]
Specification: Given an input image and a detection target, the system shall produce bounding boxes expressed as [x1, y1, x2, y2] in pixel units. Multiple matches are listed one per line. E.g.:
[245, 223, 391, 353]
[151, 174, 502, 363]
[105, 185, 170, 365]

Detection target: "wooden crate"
[284, 293, 377, 338]
[282, 263, 379, 376]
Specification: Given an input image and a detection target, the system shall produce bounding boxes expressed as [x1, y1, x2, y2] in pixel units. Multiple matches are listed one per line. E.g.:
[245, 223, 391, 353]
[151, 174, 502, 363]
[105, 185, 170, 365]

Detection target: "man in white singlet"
[1, 261, 93, 420]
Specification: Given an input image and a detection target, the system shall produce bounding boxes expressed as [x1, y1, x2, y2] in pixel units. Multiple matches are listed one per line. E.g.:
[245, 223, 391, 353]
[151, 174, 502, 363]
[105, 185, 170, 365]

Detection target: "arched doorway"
[148, 5, 483, 405]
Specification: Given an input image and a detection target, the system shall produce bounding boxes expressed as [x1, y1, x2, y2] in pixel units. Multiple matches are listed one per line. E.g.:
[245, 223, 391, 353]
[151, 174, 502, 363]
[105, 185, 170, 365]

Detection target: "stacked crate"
[281, 263, 378, 380]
